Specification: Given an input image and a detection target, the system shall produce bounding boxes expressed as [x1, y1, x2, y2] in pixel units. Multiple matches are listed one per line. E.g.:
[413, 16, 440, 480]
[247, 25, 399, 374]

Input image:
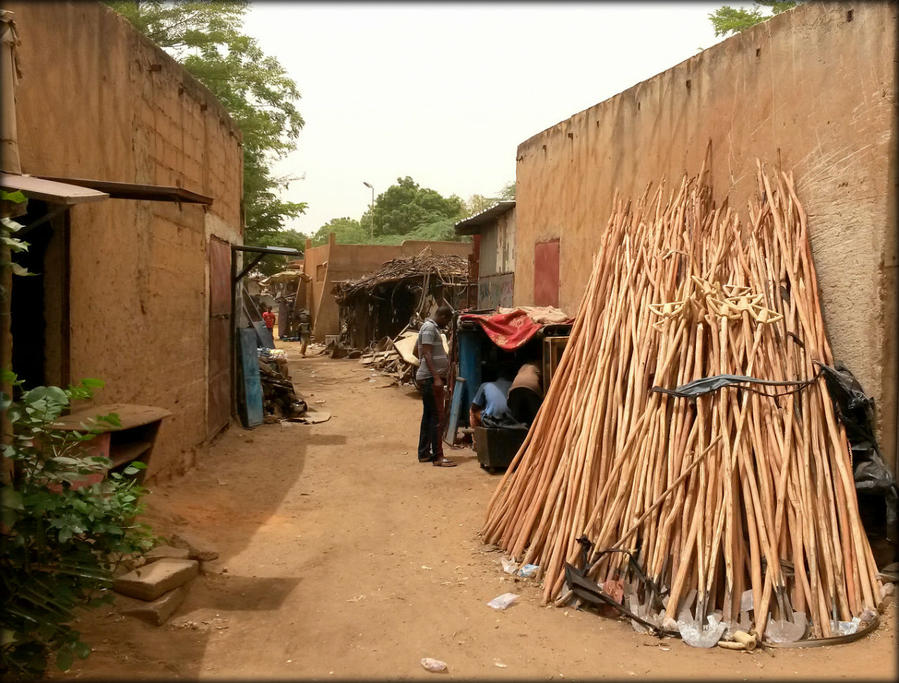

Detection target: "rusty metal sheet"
[534, 239, 560, 307]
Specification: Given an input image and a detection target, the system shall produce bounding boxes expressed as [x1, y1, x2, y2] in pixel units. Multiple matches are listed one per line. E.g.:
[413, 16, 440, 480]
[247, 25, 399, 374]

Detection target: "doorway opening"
[10, 200, 69, 392]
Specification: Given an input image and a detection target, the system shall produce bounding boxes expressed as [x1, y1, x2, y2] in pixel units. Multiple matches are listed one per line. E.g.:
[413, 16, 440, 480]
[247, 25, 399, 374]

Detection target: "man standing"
[416, 304, 456, 467]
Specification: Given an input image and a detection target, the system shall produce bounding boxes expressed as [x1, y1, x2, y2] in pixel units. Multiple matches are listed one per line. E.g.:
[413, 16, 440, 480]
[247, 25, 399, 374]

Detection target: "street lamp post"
[362, 181, 375, 239]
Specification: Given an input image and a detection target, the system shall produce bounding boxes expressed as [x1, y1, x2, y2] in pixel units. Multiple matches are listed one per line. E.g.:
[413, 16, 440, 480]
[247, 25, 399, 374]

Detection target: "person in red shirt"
[262, 305, 276, 331]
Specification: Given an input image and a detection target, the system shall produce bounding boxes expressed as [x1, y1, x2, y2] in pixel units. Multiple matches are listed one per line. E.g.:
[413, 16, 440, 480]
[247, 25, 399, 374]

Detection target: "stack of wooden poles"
[482, 161, 883, 640]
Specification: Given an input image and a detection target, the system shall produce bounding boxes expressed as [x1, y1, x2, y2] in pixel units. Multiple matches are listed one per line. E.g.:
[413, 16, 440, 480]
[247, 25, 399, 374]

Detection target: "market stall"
[447, 306, 572, 472]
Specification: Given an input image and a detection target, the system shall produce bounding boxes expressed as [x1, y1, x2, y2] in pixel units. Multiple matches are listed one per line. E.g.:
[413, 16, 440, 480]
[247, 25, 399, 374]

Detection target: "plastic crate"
[474, 426, 528, 473]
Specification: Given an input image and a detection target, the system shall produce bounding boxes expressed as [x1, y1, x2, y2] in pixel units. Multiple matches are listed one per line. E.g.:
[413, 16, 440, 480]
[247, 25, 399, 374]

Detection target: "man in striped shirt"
[416, 304, 456, 467]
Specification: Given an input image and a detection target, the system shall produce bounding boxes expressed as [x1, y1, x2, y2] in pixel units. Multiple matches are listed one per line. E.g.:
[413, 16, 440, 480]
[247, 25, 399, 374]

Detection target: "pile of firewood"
[482, 161, 884, 644]
[258, 354, 307, 421]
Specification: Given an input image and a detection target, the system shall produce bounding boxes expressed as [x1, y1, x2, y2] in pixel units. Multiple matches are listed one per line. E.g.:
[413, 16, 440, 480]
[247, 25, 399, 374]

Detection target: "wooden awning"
[1, 172, 109, 205]
[36, 176, 213, 205]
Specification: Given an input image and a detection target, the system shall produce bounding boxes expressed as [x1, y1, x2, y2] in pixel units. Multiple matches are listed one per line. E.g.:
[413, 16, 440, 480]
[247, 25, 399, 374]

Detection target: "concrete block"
[113, 558, 199, 601]
[170, 532, 220, 562]
[117, 584, 189, 626]
[145, 544, 191, 563]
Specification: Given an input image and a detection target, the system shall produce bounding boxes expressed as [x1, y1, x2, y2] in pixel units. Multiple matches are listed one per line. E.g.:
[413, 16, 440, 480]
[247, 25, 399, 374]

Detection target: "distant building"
[454, 201, 516, 310]
[302, 233, 472, 340]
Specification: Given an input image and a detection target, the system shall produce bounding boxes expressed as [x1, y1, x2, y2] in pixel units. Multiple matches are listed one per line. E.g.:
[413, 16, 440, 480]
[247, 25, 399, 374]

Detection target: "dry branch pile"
[334, 248, 469, 302]
[482, 162, 883, 642]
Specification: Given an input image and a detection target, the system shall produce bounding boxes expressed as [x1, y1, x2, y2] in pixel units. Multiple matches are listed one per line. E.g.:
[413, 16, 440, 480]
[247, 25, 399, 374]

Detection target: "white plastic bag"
[421, 657, 448, 673]
[487, 592, 520, 610]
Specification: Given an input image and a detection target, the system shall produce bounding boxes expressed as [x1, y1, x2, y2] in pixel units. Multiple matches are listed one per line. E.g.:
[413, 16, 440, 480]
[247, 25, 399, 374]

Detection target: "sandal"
[432, 457, 457, 467]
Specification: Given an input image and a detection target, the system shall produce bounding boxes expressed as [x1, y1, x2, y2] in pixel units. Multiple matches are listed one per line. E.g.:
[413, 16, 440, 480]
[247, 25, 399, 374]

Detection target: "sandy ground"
[53, 342, 897, 680]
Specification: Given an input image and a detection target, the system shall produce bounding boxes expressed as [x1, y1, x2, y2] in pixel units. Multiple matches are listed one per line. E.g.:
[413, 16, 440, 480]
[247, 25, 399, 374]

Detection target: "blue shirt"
[472, 379, 513, 418]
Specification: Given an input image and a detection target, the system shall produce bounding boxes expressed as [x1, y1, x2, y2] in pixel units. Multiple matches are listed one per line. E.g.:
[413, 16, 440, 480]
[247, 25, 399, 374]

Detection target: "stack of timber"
[358, 333, 419, 385]
[258, 353, 307, 421]
[482, 161, 885, 644]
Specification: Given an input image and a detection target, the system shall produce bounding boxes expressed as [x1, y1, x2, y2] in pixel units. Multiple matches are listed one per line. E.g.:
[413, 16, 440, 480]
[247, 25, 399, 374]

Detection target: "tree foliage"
[0, 375, 156, 678]
[499, 181, 516, 200]
[253, 228, 307, 276]
[463, 180, 515, 217]
[708, 1, 799, 36]
[311, 177, 516, 248]
[365, 177, 465, 239]
[105, 1, 306, 246]
[465, 194, 495, 217]
[310, 217, 367, 247]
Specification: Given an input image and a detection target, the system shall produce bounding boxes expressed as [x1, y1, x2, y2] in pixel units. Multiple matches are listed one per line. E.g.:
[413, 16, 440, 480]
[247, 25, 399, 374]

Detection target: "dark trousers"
[418, 378, 446, 460]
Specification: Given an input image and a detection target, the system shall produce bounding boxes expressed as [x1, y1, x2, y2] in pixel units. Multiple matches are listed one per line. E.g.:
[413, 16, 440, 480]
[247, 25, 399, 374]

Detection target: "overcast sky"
[243, 2, 749, 237]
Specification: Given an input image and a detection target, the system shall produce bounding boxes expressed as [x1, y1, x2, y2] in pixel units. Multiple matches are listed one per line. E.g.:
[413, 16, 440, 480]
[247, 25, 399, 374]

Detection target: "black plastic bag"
[819, 363, 897, 544]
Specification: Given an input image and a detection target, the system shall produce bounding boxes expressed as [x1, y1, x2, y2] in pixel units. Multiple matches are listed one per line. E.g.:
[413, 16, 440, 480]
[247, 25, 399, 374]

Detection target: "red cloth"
[460, 309, 544, 350]
[262, 311, 275, 329]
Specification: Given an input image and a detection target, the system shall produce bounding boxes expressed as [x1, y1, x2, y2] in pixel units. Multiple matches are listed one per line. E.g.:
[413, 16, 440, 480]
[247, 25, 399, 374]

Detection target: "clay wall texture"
[10, 1, 243, 480]
[303, 239, 473, 339]
[513, 2, 898, 469]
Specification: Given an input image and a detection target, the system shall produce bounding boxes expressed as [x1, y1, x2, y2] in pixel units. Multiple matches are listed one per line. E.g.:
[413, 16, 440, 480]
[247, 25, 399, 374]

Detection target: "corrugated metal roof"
[454, 200, 515, 235]
[233, 244, 301, 256]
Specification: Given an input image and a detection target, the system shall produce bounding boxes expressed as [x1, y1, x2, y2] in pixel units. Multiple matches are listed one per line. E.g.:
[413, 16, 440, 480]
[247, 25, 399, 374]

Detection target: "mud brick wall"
[513, 2, 897, 468]
[10, 1, 243, 480]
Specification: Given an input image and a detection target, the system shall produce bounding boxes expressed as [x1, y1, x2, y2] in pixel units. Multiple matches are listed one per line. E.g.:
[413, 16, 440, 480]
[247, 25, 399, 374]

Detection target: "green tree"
[1, 376, 156, 677]
[465, 194, 496, 217]
[366, 176, 465, 238]
[104, 1, 307, 245]
[389, 217, 464, 245]
[251, 227, 307, 276]
[499, 181, 516, 200]
[311, 217, 367, 247]
[708, 1, 799, 36]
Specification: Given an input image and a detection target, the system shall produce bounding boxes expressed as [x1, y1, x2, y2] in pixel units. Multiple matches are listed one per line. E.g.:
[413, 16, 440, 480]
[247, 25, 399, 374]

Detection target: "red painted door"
[207, 237, 231, 439]
[534, 239, 560, 307]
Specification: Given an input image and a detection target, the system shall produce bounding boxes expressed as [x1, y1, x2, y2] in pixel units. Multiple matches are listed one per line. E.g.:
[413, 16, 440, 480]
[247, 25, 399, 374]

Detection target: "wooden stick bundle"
[481, 162, 884, 641]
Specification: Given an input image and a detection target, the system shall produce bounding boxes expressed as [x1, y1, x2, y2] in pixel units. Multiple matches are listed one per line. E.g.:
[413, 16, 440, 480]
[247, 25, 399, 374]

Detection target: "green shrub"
[0, 375, 156, 678]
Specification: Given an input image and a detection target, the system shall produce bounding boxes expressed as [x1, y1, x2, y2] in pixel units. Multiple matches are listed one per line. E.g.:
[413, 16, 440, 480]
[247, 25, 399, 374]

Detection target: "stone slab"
[170, 532, 220, 562]
[113, 558, 198, 601]
[117, 584, 189, 626]
[145, 544, 191, 563]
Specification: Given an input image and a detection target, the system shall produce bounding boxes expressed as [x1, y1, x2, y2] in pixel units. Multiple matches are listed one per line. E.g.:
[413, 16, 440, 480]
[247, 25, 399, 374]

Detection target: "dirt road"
[56, 343, 896, 679]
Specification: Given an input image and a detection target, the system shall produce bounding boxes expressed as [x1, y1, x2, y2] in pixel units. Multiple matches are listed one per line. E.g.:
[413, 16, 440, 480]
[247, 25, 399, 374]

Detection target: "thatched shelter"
[333, 247, 470, 349]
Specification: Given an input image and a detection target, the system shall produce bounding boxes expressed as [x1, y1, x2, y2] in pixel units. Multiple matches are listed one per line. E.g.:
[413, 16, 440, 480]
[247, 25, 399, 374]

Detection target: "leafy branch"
[708, 1, 799, 37]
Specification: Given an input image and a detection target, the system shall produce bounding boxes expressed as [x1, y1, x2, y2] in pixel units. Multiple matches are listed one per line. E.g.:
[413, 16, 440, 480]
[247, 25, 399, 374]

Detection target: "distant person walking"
[416, 304, 456, 467]
[262, 305, 276, 331]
